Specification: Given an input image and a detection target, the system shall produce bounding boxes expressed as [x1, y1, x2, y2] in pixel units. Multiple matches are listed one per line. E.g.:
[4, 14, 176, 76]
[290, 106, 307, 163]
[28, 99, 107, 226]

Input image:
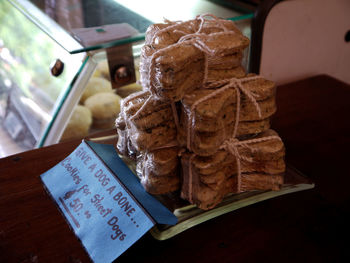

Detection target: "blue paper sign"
[40, 141, 176, 263]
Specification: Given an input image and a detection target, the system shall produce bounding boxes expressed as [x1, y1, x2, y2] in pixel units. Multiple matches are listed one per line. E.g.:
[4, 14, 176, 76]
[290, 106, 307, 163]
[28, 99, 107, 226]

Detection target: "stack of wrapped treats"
[116, 14, 286, 210]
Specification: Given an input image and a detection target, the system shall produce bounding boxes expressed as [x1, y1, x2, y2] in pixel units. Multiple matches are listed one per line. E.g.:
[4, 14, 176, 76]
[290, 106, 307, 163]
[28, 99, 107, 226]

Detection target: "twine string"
[171, 101, 180, 133]
[129, 95, 153, 121]
[186, 76, 263, 150]
[232, 85, 241, 138]
[148, 14, 236, 96]
[196, 13, 229, 33]
[188, 154, 195, 203]
[148, 140, 179, 152]
[152, 14, 229, 46]
[221, 135, 281, 193]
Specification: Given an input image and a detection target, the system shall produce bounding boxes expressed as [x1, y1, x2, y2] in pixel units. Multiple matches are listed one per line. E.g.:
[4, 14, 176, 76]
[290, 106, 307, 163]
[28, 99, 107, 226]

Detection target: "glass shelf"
[10, 0, 255, 54]
[0, 0, 86, 157]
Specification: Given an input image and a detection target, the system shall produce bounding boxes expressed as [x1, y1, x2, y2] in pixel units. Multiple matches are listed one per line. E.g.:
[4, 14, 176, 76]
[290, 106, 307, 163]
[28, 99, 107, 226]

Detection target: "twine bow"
[220, 135, 281, 193]
[187, 75, 263, 151]
[148, 14, 237, 91]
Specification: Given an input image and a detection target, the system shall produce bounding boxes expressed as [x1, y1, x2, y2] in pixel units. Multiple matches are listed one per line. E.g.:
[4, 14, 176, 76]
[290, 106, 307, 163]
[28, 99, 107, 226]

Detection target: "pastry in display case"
[60, 60, 143, 141]
[60, 104, 92, 141]
[79, 77, 113, 104]
[84, 92, 121, 129]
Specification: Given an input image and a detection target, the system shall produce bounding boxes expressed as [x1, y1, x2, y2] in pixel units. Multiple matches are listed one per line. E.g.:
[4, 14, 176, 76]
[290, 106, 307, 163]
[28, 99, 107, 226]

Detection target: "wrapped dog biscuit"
[179, 75, 277, 156]
[119, 91, 177, 152]
[140, 14, 250, 101]
[136, 146, 180, 194]
[181, 130, 285, 210]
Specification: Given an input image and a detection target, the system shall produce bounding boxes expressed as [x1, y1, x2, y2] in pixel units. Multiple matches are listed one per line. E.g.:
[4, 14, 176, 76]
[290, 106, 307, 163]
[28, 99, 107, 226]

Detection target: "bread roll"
[84, 92, 121, 129]
[80, 77, 113, 103]
[93, 60, 110, 80]
[61, 105, 92, 141]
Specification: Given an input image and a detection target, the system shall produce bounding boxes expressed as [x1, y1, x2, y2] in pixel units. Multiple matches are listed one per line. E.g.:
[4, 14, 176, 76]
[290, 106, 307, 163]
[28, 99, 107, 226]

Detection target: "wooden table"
[1, 75, 349, 263]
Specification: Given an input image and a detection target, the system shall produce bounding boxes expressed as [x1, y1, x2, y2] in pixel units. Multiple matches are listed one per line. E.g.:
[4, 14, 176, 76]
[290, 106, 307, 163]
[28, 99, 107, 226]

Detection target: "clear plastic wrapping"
[116, 90, 180, 194]
[140, 15, 250, 101]
[116, 15, 286, 207]
[178, 76, 277, 156]
[181, 130, 285, 210]
[120, 91, 177, 152]
[136, 146, 180, 195]
[140, 43, 205, 101]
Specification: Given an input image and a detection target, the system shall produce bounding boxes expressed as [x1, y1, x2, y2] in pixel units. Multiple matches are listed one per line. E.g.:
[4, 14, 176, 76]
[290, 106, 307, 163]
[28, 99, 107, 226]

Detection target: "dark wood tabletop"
[1, 75, 349, 263]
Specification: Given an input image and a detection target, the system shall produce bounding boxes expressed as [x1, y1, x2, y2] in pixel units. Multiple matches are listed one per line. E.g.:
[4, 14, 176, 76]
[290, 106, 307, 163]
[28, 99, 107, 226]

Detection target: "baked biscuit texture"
[207, 66, 246, 81]
[116, 16, 286, 204]
[177, 118, 272, 156]
[136, 146, 180, 194]
[119, 91, 177, 152]
[141, 16, 250, 101]
[179, 76, 276, 155]
[181, 130, 285, 210]
[145, 18, 243, 49]
[116, 91, 181, 194]
[140, 43, 205, 101]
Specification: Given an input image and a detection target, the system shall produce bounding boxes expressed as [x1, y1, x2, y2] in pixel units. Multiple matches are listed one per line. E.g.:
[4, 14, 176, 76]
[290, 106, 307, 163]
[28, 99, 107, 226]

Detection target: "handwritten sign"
[41, 141, 176, 263]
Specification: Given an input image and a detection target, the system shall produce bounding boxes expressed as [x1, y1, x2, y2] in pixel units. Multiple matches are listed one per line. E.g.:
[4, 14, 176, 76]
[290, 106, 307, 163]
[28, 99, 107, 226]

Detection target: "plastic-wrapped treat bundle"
[136, 146, 180, 195]
[140, 14, 250, 101]
[116, 90, 180, 194]
[181, 130, 285, 210]
[207, 66, 246, 82]
[120, 91, 177, 152]
[193, 30, 249, 81]
[116, 15, 286, 208]
[144, 15, 249, 76]
[115, 114, 137, 159]
[140, 43, 205, 101]
[144, 17, 241, 48]
[178, 75, 277, 156]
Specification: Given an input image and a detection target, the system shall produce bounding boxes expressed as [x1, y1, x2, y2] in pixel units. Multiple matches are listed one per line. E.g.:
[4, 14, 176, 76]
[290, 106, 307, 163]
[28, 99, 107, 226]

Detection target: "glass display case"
[0, 0, 256, 158]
